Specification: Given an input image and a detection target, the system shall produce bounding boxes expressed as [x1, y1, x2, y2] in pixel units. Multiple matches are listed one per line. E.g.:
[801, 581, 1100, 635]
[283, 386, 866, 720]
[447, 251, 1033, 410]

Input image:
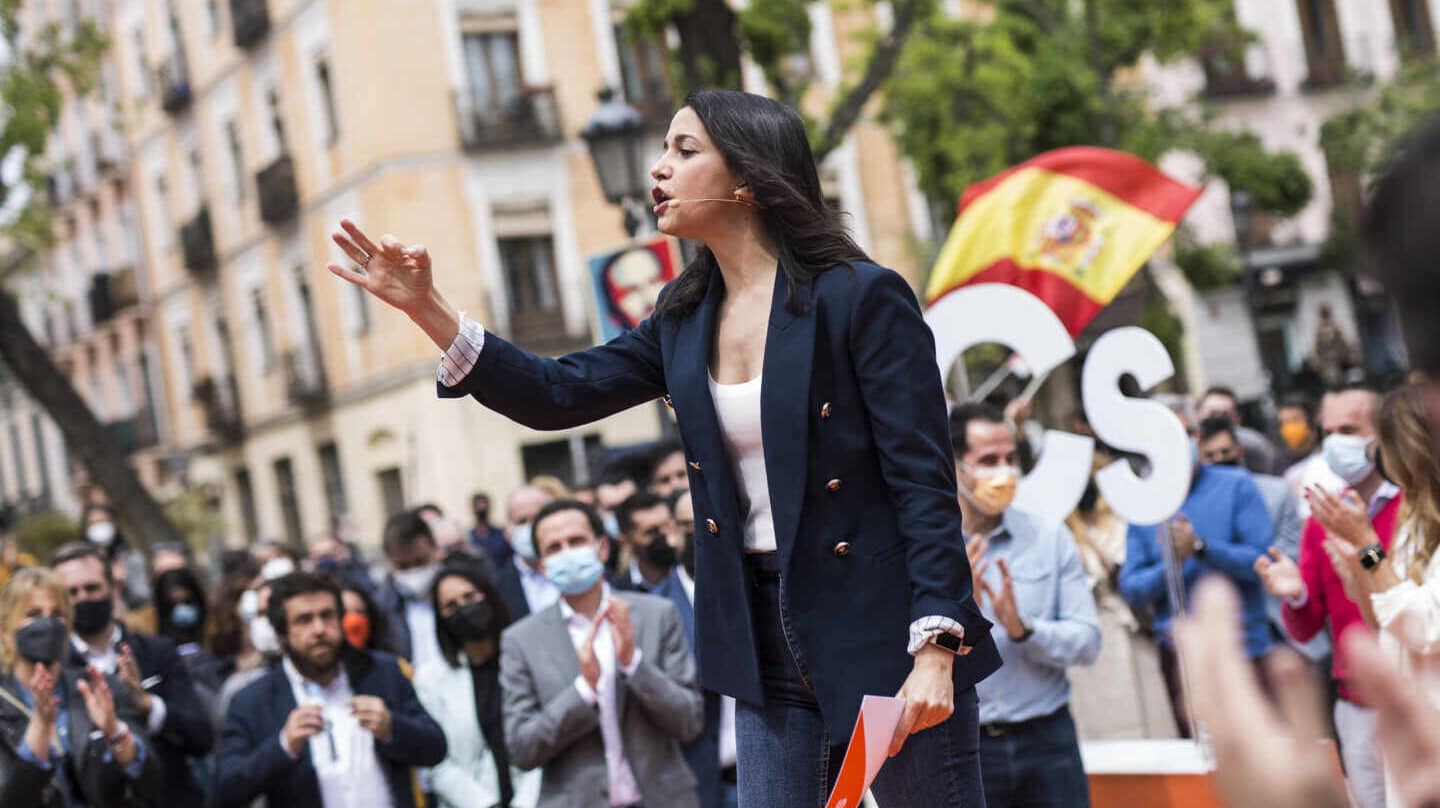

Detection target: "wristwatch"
[931, 633, 965, 654]
[1012, 621, 1034, 643]
[1359, 543, 1387, 571]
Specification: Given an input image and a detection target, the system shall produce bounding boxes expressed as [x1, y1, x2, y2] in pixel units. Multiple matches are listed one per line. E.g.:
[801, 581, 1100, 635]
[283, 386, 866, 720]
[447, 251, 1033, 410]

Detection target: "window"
[9, 422, 26, 497]
[461, 31, 522, 119]
[153, 175, 172, 245]
[376, 467, 405, 520]
[88, 364, 107, 419]
[294, 265, 321, 355]
[132, 28, 149, 99]
[234, 467, 259, 542]
[351, 283, 371, 335]
[30, 414, 50, 504]
[315, 57, 340, 144]
[615, 24, 670, 117]
[113, 360, 135, 417]
[1296, 0, 1346, 86]
[317, 442, 347, 524]
[497, 234, 564, 342]
[273, 456, 303, 546]
[175, 327, 195, 396]
[188, 147, 204, 211]
[251, 287, 275, 371]
[267, 88, 286, 153]
[1391, 0, 1436, 59]
[206, 0, 221, 37]
[225, 120, 245, 201]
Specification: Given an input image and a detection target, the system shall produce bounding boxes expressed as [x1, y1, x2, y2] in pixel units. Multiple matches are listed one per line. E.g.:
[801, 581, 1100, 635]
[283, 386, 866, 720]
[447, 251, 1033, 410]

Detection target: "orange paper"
[825, 696, 907, 808]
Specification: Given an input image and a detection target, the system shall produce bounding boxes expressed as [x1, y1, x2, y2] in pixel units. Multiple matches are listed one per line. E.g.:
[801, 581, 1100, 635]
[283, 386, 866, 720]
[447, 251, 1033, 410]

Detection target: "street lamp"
[581, 88, 653, 238]
[1229, 188, 1255, 253]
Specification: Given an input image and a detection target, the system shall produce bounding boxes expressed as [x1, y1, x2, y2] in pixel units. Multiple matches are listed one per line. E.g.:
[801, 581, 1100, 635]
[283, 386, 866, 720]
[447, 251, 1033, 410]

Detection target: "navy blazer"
[440, 262, 1001, 739]
[215, 648, 446, 808]
[112, 625, 213, 806]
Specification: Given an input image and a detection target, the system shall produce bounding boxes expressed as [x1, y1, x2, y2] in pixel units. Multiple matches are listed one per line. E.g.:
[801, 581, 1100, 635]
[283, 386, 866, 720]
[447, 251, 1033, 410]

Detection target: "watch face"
[935, 633, 963, 653]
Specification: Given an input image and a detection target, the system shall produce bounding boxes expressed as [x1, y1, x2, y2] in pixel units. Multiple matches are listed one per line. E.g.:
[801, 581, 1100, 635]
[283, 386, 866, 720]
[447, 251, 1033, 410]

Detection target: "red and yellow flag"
[925, 146, 1202, 336]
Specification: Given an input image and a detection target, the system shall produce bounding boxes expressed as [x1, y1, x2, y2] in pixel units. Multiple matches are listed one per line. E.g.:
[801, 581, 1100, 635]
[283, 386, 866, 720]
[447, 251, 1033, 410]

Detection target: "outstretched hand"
[329, 219, 433, 315]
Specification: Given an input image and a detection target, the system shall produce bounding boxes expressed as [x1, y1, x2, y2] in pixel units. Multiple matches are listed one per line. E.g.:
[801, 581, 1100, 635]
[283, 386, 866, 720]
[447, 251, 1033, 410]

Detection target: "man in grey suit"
[1198, 417, 1330, 663]
[501, 499, 704, 808]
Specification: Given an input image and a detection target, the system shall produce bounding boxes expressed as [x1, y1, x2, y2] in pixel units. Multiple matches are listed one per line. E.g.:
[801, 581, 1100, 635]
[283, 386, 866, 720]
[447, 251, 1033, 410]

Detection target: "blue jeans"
[978, 707, 1089, 808]
[735, 553, 985, 807]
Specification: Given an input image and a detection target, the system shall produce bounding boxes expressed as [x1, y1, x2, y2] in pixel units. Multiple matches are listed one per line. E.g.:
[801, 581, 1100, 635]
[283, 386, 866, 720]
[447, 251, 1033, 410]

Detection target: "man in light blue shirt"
[951, 403, 1102, 808]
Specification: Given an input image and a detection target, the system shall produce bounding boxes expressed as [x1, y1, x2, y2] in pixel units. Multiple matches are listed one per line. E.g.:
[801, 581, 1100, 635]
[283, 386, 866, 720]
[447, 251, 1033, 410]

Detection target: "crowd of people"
[0, 374, 1421, 808]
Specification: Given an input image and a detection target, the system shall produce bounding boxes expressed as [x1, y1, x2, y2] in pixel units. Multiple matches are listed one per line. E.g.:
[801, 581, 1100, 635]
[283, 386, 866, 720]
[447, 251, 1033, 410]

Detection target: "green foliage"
[164, 487, 224, 560]
[885, 0, 1311, 228]
[1319, 60, 1440, 175]
[1173, 234, 1242, 291]
[13, 510, 77, 563]
[737, 0, 813, 107]
[1138, 296, 1186, 375]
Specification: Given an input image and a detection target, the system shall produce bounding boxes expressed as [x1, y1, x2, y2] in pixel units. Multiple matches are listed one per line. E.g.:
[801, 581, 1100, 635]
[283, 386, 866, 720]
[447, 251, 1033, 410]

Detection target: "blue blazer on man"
[215, 647, 446, 808]
[440, 262, 1001, 740]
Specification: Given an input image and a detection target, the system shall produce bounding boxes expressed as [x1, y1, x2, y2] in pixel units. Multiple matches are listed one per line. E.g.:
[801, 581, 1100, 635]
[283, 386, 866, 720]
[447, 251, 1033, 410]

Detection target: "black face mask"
[1211, 458, 1241, 468]
[15, 616, 71, 665]
[444, 601, 496, 643]
[641, 536, 679, 570]
[681, 533, 696, 578]
[474, 507, 489, 525]
[72, 597, 114, 636]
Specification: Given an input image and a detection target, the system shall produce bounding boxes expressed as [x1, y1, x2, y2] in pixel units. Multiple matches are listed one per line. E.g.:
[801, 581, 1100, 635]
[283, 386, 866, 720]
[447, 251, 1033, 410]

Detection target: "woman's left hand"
[1306, 486, 1376, 548]
[889, 645, 954, 757]
[76, 666, 119, 738]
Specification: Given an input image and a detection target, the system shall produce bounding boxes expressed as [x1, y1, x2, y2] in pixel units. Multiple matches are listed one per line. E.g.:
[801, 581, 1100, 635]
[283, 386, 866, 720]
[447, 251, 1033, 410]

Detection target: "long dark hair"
[657, 90, 870, 319]
[429, 559, 512, 668]
[339, 581, 395, 654]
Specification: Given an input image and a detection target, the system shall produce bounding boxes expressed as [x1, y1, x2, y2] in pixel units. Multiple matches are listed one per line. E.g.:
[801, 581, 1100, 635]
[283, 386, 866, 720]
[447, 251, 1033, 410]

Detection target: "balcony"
[86, 267, 140, 326]
[230, 0, 270, 49]
[179, 207, 218, 274]
[106, 407, 159, 454]
[1201, 42, 1276, 99]
[192, 375, 245, 444]
[94, 126, 128, 173]
[455, 86, 563, 151]
[157, 53, 192, 114]
[283, 347, 328, 410]
[256, 155, 299, 225]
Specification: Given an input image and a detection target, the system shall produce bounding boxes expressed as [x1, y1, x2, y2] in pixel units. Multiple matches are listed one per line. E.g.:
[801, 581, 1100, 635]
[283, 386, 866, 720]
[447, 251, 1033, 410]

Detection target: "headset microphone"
[662, 198, 757, 208]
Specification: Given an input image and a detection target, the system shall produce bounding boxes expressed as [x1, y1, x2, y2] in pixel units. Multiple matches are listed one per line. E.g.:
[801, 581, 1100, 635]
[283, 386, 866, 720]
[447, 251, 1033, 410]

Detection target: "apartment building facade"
[0, 0, 937, 551]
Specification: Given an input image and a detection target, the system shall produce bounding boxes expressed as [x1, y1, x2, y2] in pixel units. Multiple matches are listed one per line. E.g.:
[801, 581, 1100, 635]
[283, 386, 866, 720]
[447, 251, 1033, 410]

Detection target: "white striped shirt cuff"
[437, 312, 486, 388]
[908, 615, 967, 655]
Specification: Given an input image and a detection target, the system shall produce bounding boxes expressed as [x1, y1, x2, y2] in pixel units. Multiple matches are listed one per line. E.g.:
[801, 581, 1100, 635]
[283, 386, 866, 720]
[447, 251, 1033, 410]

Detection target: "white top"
[559, 586, 644, 807]
[73, 625, 167, 737]
[708, 370, 778, 553]
[404, 598, 441, 671]
[279, 656, 395, 808]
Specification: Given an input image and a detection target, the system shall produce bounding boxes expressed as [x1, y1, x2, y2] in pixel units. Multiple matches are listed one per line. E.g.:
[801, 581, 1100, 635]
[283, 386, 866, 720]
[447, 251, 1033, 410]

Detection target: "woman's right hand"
[329, 219, 434, 317]
[329, 219, 460, 350]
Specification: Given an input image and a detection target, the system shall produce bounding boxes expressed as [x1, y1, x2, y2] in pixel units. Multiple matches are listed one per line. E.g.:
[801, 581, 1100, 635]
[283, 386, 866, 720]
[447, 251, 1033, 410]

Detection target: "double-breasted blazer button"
[833, 541, 852, 557]
[820, 402, 833, 419]
[826, 478, 842, 492]
[663, 395, 674, 408]
[706, 518, 719, 534]
[689, 460, 702, 471]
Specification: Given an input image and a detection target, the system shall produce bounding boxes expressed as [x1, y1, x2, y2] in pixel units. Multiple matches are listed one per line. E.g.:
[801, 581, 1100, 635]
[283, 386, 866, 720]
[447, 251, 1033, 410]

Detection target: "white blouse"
[709, 370, 778, 553]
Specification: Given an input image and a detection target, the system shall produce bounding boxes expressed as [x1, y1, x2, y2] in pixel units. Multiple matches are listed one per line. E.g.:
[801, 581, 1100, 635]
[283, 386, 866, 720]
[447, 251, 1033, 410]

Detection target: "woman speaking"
[330, 89, 1000, 806]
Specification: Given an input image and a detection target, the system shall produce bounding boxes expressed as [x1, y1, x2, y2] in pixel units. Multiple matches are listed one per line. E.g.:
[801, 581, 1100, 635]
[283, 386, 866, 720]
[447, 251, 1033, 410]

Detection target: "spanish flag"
[925, 147, 1203, 336]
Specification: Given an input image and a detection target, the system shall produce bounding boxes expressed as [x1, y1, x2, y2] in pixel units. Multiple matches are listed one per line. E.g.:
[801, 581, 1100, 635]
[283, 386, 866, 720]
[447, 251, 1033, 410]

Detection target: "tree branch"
[812, 0, 930, 163]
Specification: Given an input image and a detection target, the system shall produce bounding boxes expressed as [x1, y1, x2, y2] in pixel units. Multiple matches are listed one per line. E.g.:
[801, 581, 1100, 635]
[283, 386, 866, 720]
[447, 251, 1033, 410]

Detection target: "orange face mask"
[1280, 420, 1311, 452]
[342, 612, 372, 649]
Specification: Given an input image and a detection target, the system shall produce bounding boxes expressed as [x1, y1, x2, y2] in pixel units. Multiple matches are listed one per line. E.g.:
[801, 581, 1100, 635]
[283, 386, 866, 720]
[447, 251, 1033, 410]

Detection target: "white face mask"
[510, 523, 537, 561]
[393, 564, 438, 599]
[249, 614, 280, 655]
[86, 522, 116, 546]
[259, 557, 296, 582]
[1323, 433, 1376, 486]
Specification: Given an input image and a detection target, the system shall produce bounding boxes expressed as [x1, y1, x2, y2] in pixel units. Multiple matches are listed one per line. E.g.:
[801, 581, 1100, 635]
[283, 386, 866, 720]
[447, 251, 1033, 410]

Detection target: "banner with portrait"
[588, 236, 683, 342]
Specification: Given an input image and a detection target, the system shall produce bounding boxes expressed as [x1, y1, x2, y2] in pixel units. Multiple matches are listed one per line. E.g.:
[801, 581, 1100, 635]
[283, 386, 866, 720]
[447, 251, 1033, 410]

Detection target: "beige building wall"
[13, 0, 940, 554]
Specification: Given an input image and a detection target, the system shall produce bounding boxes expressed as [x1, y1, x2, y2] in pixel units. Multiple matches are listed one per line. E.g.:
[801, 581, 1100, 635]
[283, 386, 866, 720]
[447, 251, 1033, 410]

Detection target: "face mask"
[169, 602, 201, 628]
[510, 523, 536, 561]
[239, 589, 260, 622]
[1323, 433, 1375, 486]
[1211, 457, 1241, 468]
[544, 545, 606, 596]
[249, 614, 281, 654]
[474, 507, 489, 525]
[260, 557, 296, 582]
[393, 564, 438, 599]
[73, 597, 114, 635]
[444, 601, 495, 642]
[601, 512, 621, 538]
[641, 535, 679, 569]
[86, 522, 116, 546]
[15, 616, 70, 665]
[342, 612, 372, 649]
[1280, 421, 1311, 452]
[314, 557, 340, 574]
[959, 465, 1019, 516]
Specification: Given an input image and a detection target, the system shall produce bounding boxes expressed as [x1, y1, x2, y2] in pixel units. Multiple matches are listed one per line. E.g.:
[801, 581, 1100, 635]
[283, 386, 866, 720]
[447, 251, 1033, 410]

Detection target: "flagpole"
[967, 363, 1013, 403]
